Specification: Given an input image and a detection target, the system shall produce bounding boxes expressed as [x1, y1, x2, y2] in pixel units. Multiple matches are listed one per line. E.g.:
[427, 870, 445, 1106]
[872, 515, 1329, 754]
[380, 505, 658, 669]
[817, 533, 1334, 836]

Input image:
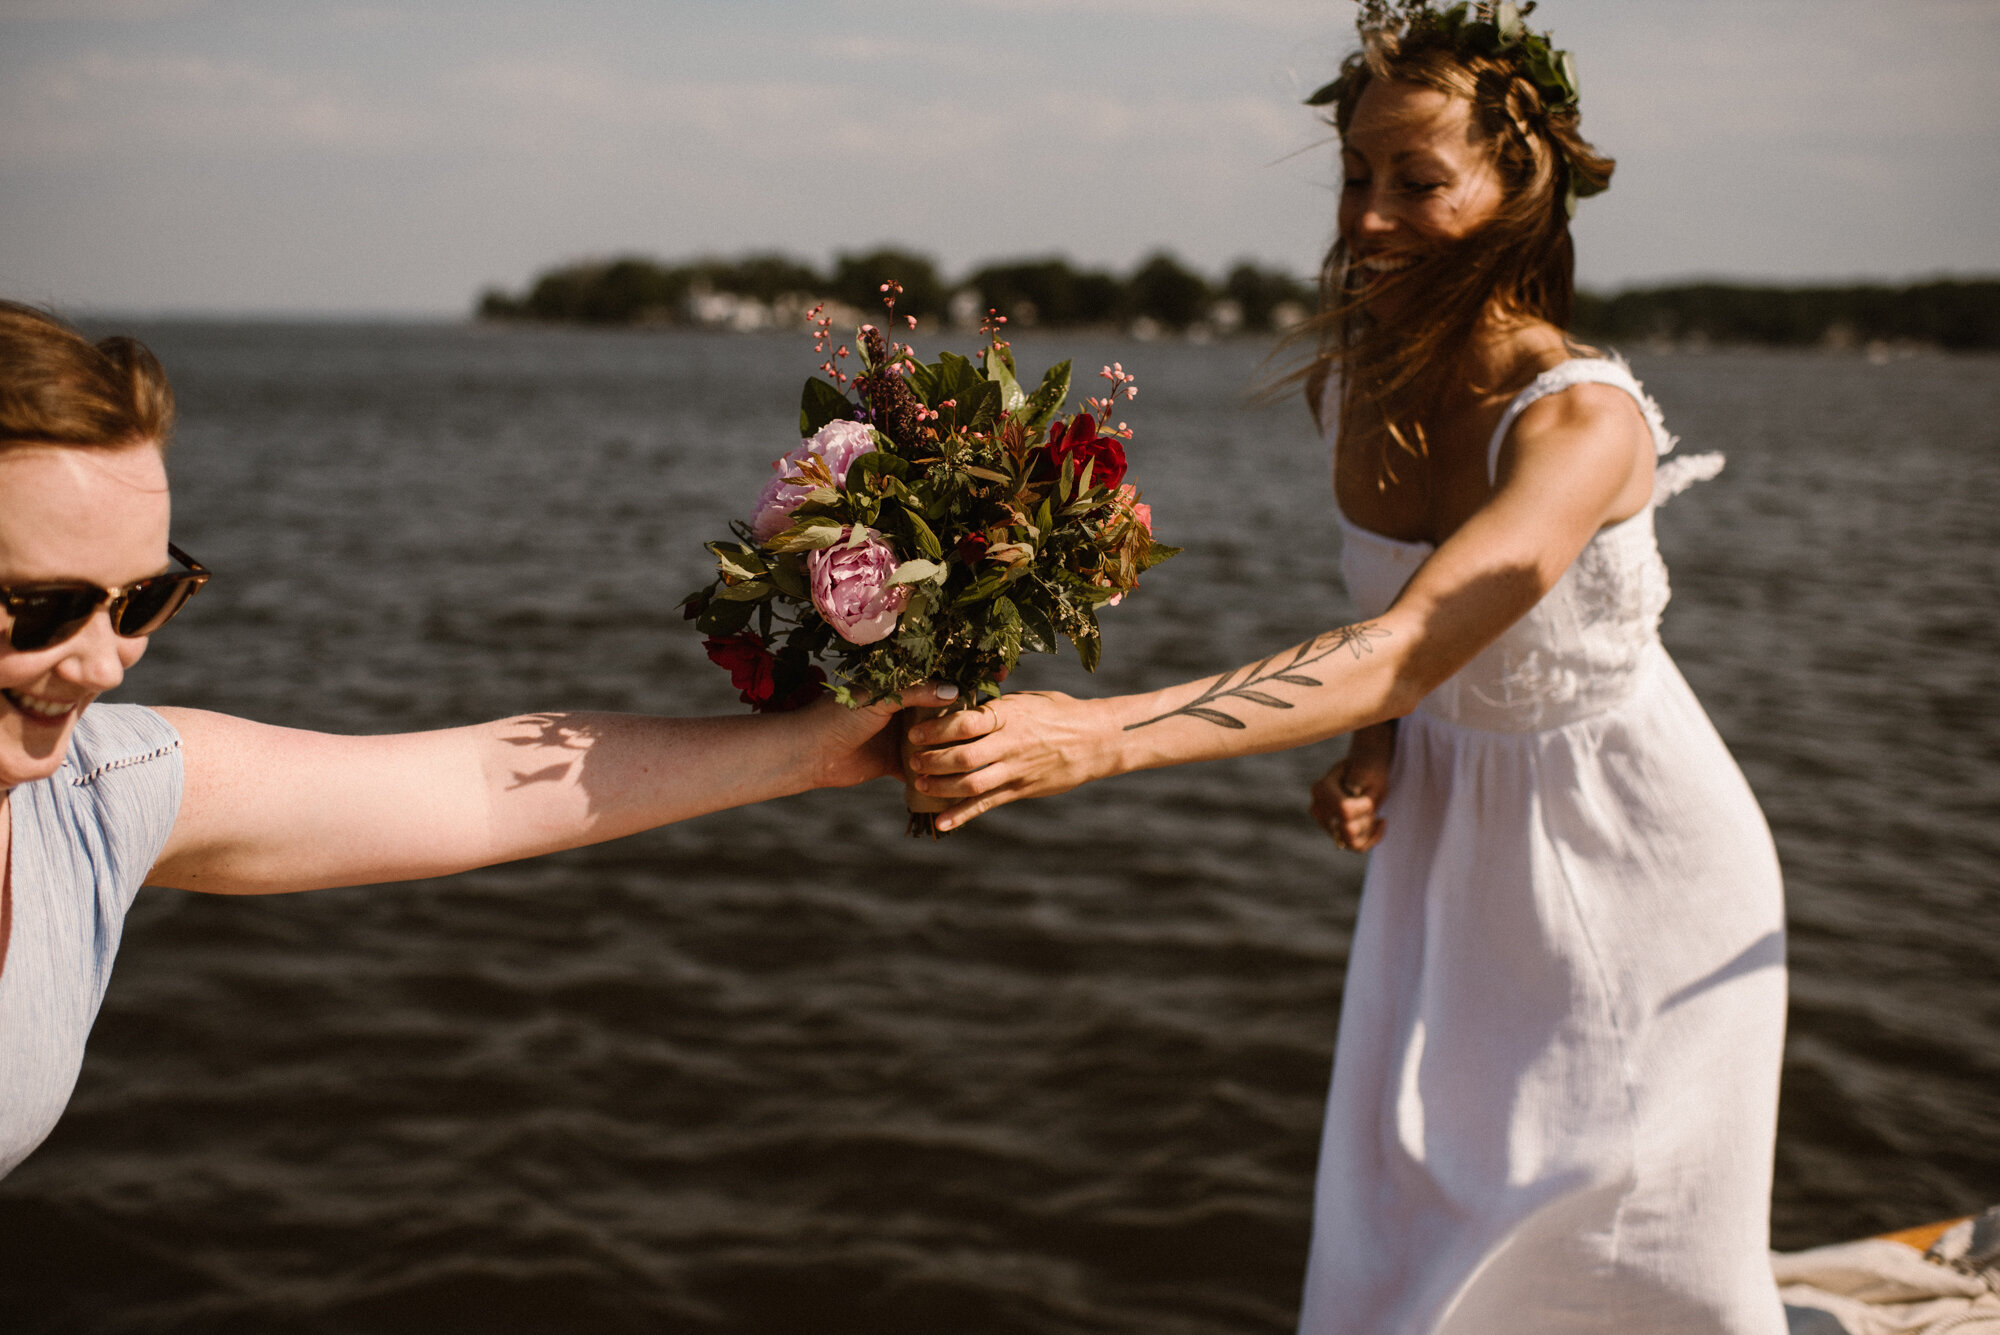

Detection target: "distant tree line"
[478, 253, 2000, 350]
[1571, 280, 2000, 350]
[476, 249, 1318, 336]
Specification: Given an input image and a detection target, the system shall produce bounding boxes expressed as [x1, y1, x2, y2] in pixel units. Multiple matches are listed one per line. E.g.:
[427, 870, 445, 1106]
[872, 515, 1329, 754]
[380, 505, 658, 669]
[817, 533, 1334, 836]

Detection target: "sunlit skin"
[1338, 80, 1506, 324]
[0, 444, 169, 789]
[903, 80, 1657, 839]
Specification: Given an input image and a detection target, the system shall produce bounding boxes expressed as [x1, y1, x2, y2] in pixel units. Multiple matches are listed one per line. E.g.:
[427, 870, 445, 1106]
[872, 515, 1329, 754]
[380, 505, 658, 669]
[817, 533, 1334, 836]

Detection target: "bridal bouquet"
[684, 289, 1178, 834]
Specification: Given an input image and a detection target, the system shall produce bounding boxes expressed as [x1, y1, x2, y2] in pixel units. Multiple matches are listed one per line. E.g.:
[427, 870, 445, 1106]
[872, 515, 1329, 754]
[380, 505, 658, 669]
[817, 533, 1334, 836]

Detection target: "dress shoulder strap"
[1485, 356, 1678, 485]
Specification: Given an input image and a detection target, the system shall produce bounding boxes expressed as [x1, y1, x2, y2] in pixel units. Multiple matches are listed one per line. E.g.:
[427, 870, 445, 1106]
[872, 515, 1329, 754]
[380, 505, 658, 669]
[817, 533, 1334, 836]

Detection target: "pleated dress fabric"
[1296, 360, 1789, 1334]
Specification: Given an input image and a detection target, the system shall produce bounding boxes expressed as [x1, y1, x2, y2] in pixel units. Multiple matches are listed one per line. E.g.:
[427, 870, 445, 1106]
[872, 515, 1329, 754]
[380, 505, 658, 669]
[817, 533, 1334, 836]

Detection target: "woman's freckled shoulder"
[1512, 382, 1651, 455]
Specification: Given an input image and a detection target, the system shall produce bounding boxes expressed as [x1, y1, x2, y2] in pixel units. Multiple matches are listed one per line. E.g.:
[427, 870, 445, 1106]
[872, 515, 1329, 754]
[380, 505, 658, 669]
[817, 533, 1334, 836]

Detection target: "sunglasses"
[0, 544, 211, 653]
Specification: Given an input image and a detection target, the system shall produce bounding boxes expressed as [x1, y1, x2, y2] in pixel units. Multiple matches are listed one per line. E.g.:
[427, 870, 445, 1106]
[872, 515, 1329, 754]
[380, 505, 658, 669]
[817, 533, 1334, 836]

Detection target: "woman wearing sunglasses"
[0, 300, 951, 1178]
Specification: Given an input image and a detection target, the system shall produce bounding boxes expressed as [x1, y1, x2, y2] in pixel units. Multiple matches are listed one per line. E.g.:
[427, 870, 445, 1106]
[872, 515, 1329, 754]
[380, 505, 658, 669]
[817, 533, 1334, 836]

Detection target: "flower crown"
[1307, 1, 1603, 215]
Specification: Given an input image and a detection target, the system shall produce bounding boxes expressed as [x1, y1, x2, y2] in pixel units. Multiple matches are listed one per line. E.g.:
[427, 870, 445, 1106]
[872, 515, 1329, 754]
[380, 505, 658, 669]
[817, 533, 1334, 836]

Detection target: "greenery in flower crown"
[1306, 1, 1601, 214]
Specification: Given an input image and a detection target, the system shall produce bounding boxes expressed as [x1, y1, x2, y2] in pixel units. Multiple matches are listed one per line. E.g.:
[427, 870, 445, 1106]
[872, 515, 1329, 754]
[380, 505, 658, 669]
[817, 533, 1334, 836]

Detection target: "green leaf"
[851, 450, 909, 485]
[1017, 599, 1057, 655]
[1019, 359, 1071, 436]
[934, 351, 983, 404]
[1035, 496, 1054, 535]
[764, 518, 847, 552]
[984, 344, 1026, 412]
[904, 508, 944, 559]
[905, 359, 941, 404]
[713, 579, 774, 603]
[961, 465, 1010, 484]
[959, 377, 1003, 432]
[695, 596, 753, 636]
[1073, 622, 1101, 673]
[1303, 77, 1341, 107]
[1140, 540, 1183, 571]
[889, 558, 942, 586]
[800, 378, 852, 436]
[707, 541, 767, 582]
[767, 553, 808, 598]
[954, 570, 1013, 606]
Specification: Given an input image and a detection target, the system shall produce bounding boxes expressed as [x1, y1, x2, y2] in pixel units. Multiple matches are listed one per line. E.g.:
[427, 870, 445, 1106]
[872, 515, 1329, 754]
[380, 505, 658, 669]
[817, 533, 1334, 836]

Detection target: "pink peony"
[750, 420, 881, 541]
[808, 528, 909, 645]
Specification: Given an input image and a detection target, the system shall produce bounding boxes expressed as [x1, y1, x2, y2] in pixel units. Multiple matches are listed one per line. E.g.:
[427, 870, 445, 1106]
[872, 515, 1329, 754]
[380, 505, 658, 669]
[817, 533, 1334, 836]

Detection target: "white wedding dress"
[1298, 359, 1789, 1334]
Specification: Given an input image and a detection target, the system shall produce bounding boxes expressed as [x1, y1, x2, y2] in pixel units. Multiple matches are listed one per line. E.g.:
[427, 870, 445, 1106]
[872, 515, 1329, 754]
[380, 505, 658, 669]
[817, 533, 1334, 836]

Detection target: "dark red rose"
[954, 530, 990, 564]
[762, 664, 828, 714]
[1046, 413, 1127, 491]
[704, 632, 776, 706]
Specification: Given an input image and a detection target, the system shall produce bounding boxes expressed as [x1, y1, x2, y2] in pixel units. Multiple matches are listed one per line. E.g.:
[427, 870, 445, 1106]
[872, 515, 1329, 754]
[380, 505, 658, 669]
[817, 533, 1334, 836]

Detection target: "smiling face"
[0, 443, 170, 790]
[1338, 79, 1505, 320]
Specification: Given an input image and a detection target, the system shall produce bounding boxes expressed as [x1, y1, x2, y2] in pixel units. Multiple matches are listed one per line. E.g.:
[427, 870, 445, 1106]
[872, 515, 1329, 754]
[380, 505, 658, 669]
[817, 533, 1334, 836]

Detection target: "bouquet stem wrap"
[899, 695, 980, 838]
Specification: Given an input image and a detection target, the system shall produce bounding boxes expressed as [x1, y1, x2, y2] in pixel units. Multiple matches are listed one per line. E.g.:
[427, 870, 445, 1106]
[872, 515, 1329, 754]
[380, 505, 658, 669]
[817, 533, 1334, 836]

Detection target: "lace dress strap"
[1485, 356, 1678, 484]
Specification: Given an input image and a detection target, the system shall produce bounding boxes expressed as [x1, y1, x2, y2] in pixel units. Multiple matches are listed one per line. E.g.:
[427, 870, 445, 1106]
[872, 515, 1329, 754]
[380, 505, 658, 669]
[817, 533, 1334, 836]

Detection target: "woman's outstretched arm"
[146, 686, 953, 894]
[906, 382, 1655, 830]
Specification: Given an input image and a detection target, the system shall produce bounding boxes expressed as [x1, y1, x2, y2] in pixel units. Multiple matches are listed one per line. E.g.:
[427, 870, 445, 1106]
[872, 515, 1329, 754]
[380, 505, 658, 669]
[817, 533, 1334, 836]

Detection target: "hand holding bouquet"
[685, 291, 1178, 834]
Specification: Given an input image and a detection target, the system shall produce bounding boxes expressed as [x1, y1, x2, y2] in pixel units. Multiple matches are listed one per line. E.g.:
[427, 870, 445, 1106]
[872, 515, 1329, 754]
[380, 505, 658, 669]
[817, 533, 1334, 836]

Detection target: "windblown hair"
[0, 301, 175, 453]
[1301, 23, 1614, 477]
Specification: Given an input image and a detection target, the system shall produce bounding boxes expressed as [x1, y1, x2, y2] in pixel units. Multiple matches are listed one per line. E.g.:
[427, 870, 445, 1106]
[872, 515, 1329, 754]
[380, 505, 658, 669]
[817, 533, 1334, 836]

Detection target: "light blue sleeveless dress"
[0, 704, 183, 1178]
[1298, 360, 1789, 1334]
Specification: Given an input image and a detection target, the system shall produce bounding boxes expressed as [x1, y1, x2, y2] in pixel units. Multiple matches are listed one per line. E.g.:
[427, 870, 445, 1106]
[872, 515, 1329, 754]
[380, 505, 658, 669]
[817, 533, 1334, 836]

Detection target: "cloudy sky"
[2, 0, 1994, 316]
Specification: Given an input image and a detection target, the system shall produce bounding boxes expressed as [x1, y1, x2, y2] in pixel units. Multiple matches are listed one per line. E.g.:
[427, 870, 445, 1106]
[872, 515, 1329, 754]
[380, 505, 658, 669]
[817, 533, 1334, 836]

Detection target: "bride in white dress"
[904, 4, 1789, 1332]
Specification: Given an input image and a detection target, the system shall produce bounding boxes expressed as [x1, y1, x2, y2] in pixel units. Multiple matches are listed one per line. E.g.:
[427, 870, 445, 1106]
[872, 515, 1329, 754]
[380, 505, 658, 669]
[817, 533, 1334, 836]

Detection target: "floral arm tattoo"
[1124, 623, 1392, 731]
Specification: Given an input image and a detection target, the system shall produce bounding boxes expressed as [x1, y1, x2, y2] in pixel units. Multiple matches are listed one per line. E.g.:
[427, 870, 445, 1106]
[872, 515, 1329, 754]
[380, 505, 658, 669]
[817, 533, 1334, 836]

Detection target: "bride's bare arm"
[906, 383, 1653, 830]
[146, 686, 953, 895]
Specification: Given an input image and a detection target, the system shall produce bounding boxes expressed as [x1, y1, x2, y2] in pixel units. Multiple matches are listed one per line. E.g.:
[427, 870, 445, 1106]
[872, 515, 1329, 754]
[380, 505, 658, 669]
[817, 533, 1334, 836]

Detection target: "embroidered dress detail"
[70, 739, 182, 788]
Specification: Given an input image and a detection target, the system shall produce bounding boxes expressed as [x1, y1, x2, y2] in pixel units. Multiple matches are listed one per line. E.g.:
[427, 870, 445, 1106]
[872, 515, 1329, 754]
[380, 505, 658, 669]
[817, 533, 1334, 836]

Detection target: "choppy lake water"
[3, 323, 1996, 1333]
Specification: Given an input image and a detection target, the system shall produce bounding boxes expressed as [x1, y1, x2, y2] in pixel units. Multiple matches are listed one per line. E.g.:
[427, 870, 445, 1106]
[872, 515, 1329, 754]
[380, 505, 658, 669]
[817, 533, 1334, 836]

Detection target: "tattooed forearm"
[1124, 623, 1392, 731]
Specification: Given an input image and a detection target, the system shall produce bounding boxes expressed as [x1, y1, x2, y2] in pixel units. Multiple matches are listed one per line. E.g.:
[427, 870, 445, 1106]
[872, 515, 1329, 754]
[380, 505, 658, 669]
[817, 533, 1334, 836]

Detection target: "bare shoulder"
[152, 705, 312, 760]
[151, 705, 240, 742]
[1513, 379, 1650, 445]
[1504, 379, 1654, 483]
[1489, 377, 1656, 527]
[152, 707, 360, 801]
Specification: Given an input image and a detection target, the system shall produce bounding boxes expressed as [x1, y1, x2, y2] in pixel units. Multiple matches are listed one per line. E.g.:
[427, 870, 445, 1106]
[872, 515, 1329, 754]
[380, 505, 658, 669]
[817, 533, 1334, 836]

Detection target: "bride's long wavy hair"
[1298, 24, 1614, 479]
